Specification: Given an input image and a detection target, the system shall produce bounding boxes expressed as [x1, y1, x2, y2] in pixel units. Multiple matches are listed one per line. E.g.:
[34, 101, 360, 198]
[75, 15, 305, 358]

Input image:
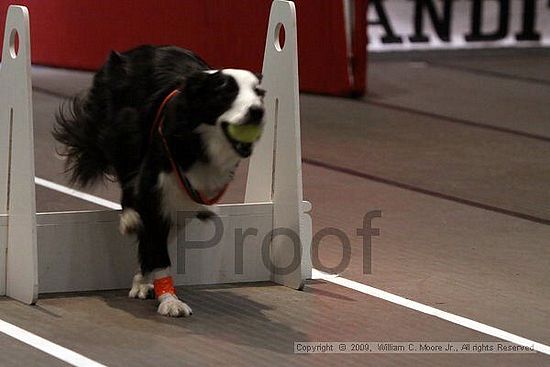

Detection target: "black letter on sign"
[368, 0, 403, 44]
[466, 0, 510, 41]
[409, 0, 453, 43]
[516, 0, 541, 41]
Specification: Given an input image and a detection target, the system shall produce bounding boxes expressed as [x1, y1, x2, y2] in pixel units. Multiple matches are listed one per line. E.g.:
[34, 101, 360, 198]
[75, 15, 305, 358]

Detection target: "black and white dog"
[53, 45, 265, 317]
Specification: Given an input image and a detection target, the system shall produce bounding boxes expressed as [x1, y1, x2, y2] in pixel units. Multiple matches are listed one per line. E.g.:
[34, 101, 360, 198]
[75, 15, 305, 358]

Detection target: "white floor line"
[312, 269, 550, 356]
[35, 177, 121, 210]
[0, 319, 107, 367]
[36, 176, 550, 356]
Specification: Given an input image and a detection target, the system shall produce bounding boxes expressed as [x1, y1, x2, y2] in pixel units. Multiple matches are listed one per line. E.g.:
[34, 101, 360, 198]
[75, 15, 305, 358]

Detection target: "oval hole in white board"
[274, 23, 285, 52]
[9, 29, 19, 59]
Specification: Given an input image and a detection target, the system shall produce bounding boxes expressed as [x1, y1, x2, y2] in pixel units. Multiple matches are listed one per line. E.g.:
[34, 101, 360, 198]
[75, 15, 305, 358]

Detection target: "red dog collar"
[149, 89, 228, 206]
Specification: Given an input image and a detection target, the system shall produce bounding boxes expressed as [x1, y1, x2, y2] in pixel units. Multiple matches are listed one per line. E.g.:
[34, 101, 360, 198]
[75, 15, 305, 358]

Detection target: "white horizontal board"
[37, 203, 274, 293]
[37, 211, 136, 293]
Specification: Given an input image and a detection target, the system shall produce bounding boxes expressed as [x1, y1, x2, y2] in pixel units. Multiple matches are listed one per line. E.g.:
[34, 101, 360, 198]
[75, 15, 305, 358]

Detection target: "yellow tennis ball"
[227, 124, 262, 143]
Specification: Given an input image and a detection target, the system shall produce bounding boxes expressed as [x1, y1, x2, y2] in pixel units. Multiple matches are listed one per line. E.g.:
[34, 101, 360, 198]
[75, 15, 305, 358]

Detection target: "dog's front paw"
[157, 294, 193, 317]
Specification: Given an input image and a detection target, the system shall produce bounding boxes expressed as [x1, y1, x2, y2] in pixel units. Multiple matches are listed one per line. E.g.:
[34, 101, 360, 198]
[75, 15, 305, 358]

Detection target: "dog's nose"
[247, 106, 264, 124]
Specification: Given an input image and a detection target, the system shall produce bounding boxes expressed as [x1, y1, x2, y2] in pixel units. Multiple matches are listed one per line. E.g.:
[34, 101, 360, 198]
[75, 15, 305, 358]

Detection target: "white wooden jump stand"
[0, 1, 312, 305]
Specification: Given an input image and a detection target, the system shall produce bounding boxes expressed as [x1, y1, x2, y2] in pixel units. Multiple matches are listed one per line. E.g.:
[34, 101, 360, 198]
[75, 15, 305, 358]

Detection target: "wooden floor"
[1, 49, 549, 366]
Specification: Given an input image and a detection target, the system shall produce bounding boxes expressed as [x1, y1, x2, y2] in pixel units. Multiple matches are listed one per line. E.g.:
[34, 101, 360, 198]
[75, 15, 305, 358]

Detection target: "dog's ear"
[184, 71, 209, 98]
[107, 50, 123, 64]
[184, 71, 238, 106]
[185, 70, 228, 96]
[175, 70, 238, 127]
[209, 70, 231, 92]
[105, 50, 127, 78]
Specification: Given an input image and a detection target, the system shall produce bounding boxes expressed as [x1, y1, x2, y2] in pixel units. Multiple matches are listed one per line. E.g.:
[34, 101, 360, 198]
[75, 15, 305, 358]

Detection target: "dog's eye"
[215, 80, 229, 91]
[254, 87, 266, 97]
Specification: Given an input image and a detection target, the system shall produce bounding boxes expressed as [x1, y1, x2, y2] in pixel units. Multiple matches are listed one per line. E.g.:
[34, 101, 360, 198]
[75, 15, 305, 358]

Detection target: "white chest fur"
[157, 171, 205, 221]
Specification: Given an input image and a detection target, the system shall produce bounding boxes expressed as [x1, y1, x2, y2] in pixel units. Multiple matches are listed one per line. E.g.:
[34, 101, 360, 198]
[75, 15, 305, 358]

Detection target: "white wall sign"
[368, 0, 550, 51]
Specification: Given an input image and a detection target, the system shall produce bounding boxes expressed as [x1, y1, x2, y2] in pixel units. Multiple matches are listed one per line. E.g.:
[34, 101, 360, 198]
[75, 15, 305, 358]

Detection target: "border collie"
[53, 45, 265, 317]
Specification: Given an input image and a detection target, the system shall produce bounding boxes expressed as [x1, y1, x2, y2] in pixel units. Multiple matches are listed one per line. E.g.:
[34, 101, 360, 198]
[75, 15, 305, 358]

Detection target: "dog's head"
[170, 69, 265, 166]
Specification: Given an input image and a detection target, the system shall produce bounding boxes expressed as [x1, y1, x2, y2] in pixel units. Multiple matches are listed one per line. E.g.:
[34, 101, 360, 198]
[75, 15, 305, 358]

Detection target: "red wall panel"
[0, 1, 365, 96]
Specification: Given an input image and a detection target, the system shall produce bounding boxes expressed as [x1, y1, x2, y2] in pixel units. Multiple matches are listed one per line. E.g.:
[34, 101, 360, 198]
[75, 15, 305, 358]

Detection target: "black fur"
[53, 45, 261, 275]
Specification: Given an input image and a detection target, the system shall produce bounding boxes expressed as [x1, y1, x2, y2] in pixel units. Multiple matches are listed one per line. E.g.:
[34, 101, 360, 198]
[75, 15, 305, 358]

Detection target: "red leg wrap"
[154, 276, 176, 299]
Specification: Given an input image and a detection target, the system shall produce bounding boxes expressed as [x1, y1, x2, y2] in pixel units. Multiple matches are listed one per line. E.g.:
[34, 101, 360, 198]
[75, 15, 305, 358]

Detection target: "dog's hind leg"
[119, 178, 143, 234]
[128, 271, 153, 299]
[119, 207, 142, 235]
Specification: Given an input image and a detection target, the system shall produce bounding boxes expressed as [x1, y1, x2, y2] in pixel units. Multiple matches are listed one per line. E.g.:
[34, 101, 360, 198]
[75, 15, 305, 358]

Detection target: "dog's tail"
[53, 94, 111, 187]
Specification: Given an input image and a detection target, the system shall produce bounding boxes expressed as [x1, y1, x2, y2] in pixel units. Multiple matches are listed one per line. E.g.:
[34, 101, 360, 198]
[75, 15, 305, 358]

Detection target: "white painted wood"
[37, 204, 274, 293]
[0, 6, 38, 304]
[246, 0, 310, 289]
[301, 201, 313, 276]
[0, 5, 10, 298]
[0, 215, 6, 295]
[37, 211, 136, 293]
[0, 14, 7, 297]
